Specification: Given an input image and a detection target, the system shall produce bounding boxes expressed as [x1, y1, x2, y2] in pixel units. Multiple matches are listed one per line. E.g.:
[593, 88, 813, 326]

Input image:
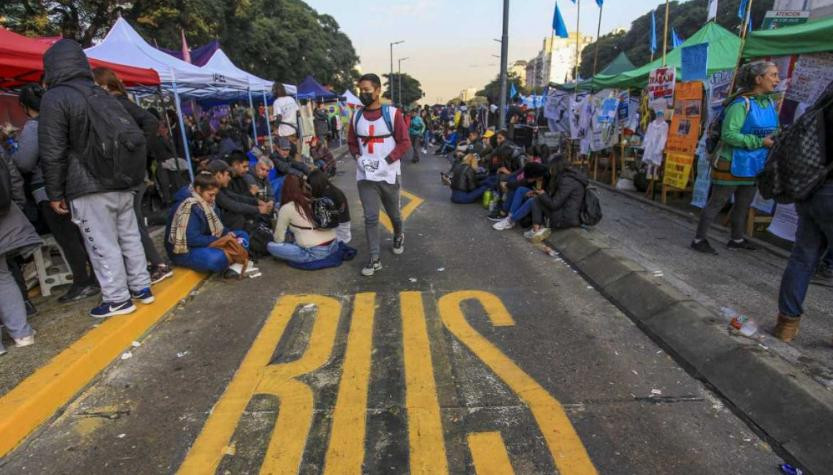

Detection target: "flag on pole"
[180, 29, 191, 64]
[672, 28, 684, 48]
[738, 0, 748, 20]
[707, 0, 718, 21]
[510, 83, 518, 99]
[552, 2, 570, 38]
[595, 0, 603, 7]
[650, 10, 657, 55]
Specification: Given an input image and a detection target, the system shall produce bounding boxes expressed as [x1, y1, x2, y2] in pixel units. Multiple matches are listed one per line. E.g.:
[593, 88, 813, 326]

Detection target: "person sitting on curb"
[166, 171, 251, 277]
[526, 155, 587, 242]
[448, 154, 493, 204]
[267, 175, 340, 265]
[308, 170, 352, 244]
[215, 154, 273, 231]
[492, 162, 549, 231]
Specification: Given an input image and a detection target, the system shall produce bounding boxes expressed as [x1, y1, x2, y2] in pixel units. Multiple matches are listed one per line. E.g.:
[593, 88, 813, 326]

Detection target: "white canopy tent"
[342, 89, 362, 107]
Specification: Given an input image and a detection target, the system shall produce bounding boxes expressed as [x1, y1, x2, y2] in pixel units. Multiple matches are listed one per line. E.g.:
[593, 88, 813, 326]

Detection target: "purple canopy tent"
[157, 39, 220, 66]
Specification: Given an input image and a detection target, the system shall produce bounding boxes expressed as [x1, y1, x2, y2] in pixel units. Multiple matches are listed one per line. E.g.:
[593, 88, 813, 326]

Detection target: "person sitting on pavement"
[691, 61, 781, 255]
[244, 156, 276, 203]
[216, 153, 273, 231]
[309, 136, 336, 176]
[166, 171, 251, 277]
[271, 137, 310, 178]
[267, 175, 340, 265]
[308, 169, 352, 244]
[447, 154, 492, 204]
[0, 158, 41, 355]
[436, 129, 459, 156]
[455, 128, 486, 160]
[492, 162, 549, 231]
[526, 155, 588, 242]
[10, 83, 100, 304]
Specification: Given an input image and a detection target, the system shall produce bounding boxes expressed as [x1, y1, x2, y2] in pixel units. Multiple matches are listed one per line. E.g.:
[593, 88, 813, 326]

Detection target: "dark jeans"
[133, 184, 164, 267]
[411, 136, 421, 162]
[503, 186, 531, 214]
[451, 186, 488, 204]
[38, 201, 96, 287]
[778, 183, 833, 317]
[695, 184, 757, 241]
[531, 196, 553, 226]
[157, 168, 187, 206]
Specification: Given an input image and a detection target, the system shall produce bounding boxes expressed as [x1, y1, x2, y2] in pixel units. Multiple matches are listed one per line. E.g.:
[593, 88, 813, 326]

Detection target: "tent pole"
[247, 88, 258, 147]
[662, 0, 670, 66]
[261, 89, 274, 151]
[574, 0, 582, 93]
[593, 2, 604, 76]
[171, 75, 195, 182]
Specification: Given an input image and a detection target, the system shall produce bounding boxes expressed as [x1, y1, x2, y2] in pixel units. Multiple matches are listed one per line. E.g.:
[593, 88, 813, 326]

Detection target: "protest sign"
[768, 204, 798, 241]
[681, 43, 709, 81]
[590, 89, 619, 152]
[761, 10, 809, 30]
[648, 67, 675, 115]
[569, 92, 589, 140]
[690, 135, 711, 208]
[666, 82, 703, 156]
[663, 152, 695, 189]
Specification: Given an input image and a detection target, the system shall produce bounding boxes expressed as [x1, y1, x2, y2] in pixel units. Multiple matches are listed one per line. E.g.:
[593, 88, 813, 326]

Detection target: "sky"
[306, 0, 672, 103]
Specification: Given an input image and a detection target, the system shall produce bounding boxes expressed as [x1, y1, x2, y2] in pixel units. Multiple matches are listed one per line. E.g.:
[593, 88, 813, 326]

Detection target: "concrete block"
[602, 271, 692, 322]
[579, 249, 647, 288]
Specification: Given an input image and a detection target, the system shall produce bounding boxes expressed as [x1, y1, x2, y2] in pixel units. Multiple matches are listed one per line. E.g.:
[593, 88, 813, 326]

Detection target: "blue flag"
[672, 28, 684, 48]
[552, 2, 569, 38]
[596, 0, 603, 6]
[738, 0, 748, 20]
[650, 10, 657, 55]
[510, 83, 518, 99]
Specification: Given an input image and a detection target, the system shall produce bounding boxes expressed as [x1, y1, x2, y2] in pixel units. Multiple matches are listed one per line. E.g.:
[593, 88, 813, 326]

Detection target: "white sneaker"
[14, 334, 35, 348]
[529, 227, 552, 243]
[244, 261, 259, 275]
[492, 217, 515, 231]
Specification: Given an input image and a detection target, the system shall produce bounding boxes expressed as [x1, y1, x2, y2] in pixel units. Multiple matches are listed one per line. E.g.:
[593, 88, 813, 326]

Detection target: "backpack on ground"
[757, 81, 833, 203]
[247, 223, 274, 258]
[579, 186, 603, 226]
[62, 83, 147, 190]
[706, 96, 749, 156]
[311, 197, 340, 229]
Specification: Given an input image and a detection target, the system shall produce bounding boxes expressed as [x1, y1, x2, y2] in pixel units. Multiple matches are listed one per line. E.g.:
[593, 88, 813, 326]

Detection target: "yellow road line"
[380, 189, 424, 233]
[324, 293, 376, 474]
[439, 291, 597, 475]
[178, 294, 341, 475]
[400, 291, 449, 474]
[0, 269, 206, 457]
[468, 432, 515, 475]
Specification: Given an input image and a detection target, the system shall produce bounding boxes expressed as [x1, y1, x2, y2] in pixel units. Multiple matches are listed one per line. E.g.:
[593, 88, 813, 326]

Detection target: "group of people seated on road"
[0, 39, 353, 354]
[442, 127, 589, 243]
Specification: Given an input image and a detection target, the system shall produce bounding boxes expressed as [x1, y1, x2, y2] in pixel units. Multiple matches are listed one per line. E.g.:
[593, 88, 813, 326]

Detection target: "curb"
[547, 227, 833, 474]
[0, 269, 207, 457]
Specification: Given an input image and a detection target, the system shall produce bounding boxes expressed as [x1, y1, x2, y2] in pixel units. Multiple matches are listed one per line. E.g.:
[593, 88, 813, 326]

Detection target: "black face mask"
[359, 92, 375, 107]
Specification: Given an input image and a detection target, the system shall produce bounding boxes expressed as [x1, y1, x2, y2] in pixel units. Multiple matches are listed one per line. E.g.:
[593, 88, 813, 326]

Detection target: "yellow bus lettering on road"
[438, 291, 597, 475]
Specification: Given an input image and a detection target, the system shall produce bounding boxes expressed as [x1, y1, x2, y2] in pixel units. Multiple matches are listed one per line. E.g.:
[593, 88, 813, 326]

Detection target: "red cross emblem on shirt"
[361, 124, 385, 154]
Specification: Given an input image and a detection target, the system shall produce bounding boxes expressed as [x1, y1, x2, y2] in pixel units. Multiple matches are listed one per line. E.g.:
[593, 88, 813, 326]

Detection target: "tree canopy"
[382, 73, 425, 107]
[0, 0, 361, 91]
[579, 0, 768, 78]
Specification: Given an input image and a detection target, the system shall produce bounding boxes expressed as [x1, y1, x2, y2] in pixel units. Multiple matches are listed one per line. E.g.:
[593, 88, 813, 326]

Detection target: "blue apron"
[731, 97, 778, 178]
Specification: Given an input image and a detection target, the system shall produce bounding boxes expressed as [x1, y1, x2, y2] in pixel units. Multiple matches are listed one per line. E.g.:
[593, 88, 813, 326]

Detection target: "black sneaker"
[440, 172, 452, 186]
[150, 264, 174, 285]
[690, 239, 718, 255]
[393, 234, 405, 255]
[727, 238, 757, 251]
[361, 257, 383, 276]
[487, 209, 507, 222]
[24, 300, 37, 317]
[58, 284, 100, 303]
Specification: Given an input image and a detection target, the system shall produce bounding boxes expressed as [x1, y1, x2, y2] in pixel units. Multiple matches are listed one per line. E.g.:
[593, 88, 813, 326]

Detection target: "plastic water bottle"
[779, 463, 804, 475]
[722, 307, 758, 337]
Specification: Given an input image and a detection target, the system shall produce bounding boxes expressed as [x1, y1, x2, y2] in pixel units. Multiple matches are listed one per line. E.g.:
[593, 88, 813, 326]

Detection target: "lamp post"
[498, 0, 510, 129]
[390, 40, 404, 103]
[398, 57, 409, 107]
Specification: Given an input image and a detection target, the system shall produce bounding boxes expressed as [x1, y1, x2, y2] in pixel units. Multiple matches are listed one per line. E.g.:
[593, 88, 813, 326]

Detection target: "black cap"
[277, 137, 292, 150]
[206, 159, 231, 174]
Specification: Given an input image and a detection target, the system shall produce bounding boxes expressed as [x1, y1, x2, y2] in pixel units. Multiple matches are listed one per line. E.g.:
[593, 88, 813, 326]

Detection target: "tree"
[0, 0, 361, 92]
[382, 73, 425, 106]
[475, 72, 527, 105]
[578, 0, 769, 78]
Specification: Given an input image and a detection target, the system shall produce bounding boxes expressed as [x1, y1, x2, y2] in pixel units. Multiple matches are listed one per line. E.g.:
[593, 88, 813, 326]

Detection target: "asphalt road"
[0, 152, 783, 474]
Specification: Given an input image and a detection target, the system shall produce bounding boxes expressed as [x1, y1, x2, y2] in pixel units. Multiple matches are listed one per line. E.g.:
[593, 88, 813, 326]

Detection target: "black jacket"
[216, 186, 260, 230]
[39, 39, 105, 201]
[538, 169, 587, 229]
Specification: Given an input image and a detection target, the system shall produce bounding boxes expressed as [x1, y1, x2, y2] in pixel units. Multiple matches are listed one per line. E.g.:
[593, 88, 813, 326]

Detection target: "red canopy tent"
[0, 27, 160, 88]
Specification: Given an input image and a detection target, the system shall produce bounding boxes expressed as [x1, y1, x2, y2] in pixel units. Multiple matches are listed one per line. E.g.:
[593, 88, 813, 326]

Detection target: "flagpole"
[592, 1, 603, 75]
[728, 0, 756, 94]
[662, 0, 670, 66]
[574, 0, 581, 94]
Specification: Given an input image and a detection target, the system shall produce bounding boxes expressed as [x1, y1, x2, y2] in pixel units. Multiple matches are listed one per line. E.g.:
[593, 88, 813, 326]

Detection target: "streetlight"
[498, 0, 510, 129]
[398, 57, 409, 107]
[390, 40, 404, 102]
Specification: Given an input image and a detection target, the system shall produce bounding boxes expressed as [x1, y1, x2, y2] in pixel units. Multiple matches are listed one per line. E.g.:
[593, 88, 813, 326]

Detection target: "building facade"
[509, 60, 527, 85]
[525, 33, 594, 89]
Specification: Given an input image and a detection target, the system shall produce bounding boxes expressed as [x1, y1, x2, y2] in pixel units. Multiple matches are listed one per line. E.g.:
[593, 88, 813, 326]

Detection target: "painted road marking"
[380, 189, 424, 233]
[324, 292, 376, 474]
[0, 270, 206, 457]
[401, 291, 449, 474]
[439, 291, 597, 474]
[468, 432, 515, 475]
[178, 291, 595, 474]
[178, 294, 342, 475]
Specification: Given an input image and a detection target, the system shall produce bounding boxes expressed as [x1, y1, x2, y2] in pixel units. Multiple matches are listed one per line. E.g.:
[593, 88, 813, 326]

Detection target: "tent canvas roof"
[743, 16, 833, 58]
[593, 22, 740, 89]
[598, 52, 637, 76]
[157, 40, 220, 67]
[342, 89, 362, 106]
[296, 75, 337, 100]
[85, 18, 249, 92]
[0, 26, 159, 88]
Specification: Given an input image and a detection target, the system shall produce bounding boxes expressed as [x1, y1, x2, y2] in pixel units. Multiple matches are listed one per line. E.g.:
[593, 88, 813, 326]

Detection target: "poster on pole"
[690, 135, 711, 208]
[666, 81, 703, 156]
[647, 67, 676, 115]
[590, 89, 620, 151]
[663, 152, 696, 189]
[761, 10, 810, 30]
[681, 43, 709, 81]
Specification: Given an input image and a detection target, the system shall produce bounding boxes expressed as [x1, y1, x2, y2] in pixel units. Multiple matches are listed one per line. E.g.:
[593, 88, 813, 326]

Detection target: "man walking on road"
[348, 74, 411, 276]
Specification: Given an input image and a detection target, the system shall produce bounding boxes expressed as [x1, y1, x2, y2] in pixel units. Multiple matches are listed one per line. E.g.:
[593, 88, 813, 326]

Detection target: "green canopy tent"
[592, 22, 741, 90]
[553, 51, 637, 91]
[742, 15, 833, 58]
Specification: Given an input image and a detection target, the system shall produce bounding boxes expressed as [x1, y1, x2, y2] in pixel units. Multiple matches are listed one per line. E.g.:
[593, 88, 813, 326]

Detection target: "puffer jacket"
[450, 163, 479, 193]
[538, 169, 588, 229]
[0, 160, 42, 257]
[39, 39, 104, 202]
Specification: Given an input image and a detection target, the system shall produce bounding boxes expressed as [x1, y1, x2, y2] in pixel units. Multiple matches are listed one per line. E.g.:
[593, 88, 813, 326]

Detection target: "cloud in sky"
[306, 0, 670, 103]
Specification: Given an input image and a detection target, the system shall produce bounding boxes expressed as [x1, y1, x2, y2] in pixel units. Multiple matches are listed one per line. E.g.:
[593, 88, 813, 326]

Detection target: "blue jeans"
[511, 197, 534, 222]
[778, 183, 833, 317]
[171, 247, 229, 273]
[503, 186, 531, 213]
[268, 240, 338, 264]
[451, 186, 488, 204]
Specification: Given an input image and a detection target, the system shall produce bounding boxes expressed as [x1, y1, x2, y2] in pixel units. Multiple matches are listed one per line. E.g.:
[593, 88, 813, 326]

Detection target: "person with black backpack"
[772, 80, 833, 343]
[526, 155, 589, 242]
[691, 61, 781, 255]
[39, 39, 152, 319]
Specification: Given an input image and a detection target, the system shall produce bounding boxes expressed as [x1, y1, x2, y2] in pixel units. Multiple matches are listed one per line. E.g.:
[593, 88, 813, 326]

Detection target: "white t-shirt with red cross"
[355, 106, 400, 185]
